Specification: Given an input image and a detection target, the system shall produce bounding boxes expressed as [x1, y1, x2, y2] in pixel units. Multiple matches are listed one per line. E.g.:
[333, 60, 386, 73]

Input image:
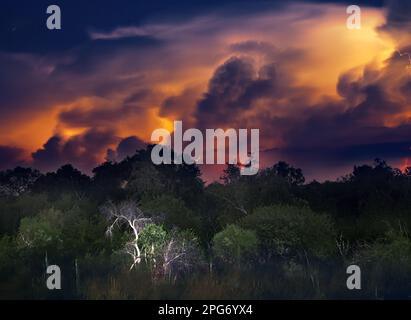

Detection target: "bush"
[355, 228, 411, 298]
[139, 224, 168, 258]
[0, 193, 48, 235]
[17, 208, 64, 252]
[212, 225, 259, 264]
[240, 205, 336, 259]
[141, 195, 201, 232]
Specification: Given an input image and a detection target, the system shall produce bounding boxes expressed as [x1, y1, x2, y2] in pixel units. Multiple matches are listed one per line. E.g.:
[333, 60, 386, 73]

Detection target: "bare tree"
[160, 233, 202, 282]
[102, 201, 203, 281]
[101, 201, 152, 270]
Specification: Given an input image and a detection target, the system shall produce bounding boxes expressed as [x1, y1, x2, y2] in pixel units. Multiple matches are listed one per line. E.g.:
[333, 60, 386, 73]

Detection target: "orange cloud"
[1, 2, 410, 179]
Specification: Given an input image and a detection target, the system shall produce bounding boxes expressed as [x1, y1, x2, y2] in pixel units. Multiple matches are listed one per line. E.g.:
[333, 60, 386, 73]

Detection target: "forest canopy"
[1, 146, 411, 299]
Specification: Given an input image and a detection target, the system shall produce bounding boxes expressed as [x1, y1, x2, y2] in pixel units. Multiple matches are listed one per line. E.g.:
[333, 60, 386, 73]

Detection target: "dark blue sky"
[1, 0, 384, 53]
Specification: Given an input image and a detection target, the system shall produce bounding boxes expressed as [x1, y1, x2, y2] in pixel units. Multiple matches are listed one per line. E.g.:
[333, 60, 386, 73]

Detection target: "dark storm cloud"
[160, 88, 200, 125]
[340, 141, 411, 161]
[385, 0, 411, 27]
[192, 38, 411, 173]
[0, 53, 65, 118]
[378, 0, 411, 41]
[283, 122, 411, 165]
[195, 57, 278, 128]
[400, 78, 411, 98]
[194, 44, 310, 131]
[157, 30, 310, 124]
[0, 0, 402, 179]
[116, 136, 146, 159]
[18, 130, 146, 173]
[0, 0, 386, 121]
[106, 136, 147, 162]
[32, 136, 63, 170]
[229, 41, 277, 58]
[277, 58, 411, 166]
[32, 129, 118, 173]
[59, 100, 145, 128]
[279, 139, 411, 168]
[57, 89, 158, 137]
[0, 146, 27, 170]
[0, 35, 157, 128]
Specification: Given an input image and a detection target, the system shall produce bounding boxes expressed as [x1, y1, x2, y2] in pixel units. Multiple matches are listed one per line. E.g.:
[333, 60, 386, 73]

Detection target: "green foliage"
[139, 224, 168, 256]
[220, 164, 241, 185]
[141, 195, 201, 231]
[355, 228, 411, 298]
[32, 165, 91, 201]
[241, 205, 336, 259]
[1, 155, 411, 298]
[0, 236, 17, 270]
[61, 205, 111, 256]
[127, 163, 166, 200]
[271, 161, 305, 185]
[0, 193, 48, 235]
[18, 208, 64, 251]
[212, 225, 258, 264]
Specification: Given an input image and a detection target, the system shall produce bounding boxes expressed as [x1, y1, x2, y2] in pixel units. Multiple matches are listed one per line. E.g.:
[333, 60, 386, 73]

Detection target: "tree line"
[1, 146, 411, 299]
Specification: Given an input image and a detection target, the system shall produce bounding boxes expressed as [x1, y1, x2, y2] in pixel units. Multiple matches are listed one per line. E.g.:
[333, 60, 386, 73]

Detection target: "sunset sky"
[1, 0, 410, 181]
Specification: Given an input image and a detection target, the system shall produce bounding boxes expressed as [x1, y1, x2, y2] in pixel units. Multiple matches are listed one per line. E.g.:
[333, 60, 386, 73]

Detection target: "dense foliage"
[0, 148, 411, 299]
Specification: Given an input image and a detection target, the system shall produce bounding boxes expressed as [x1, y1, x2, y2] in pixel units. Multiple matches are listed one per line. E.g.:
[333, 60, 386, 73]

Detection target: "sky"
[0, 0, 410, 182]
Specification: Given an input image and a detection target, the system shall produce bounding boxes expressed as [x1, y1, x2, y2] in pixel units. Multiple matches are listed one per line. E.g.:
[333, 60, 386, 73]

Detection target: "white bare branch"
[101, 201, 152, 270]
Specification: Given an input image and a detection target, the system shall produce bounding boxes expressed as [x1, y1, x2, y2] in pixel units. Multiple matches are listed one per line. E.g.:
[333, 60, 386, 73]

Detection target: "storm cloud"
[1, 0, 410, 180]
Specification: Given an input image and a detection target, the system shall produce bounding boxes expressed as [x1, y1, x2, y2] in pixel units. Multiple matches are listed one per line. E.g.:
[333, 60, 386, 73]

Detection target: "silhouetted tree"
[0, 167, 41, 197]
[33, 165, 91, 200]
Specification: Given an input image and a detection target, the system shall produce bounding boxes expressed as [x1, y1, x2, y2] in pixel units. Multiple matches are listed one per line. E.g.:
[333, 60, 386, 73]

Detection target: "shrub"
[354, 228, 411, 298]
[141, 195, 201, 232]
[139, 224, 168, 258]
[240, 205, 336, 259]
[212, 225, 259, 264]
[17, 208, 64, 252]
